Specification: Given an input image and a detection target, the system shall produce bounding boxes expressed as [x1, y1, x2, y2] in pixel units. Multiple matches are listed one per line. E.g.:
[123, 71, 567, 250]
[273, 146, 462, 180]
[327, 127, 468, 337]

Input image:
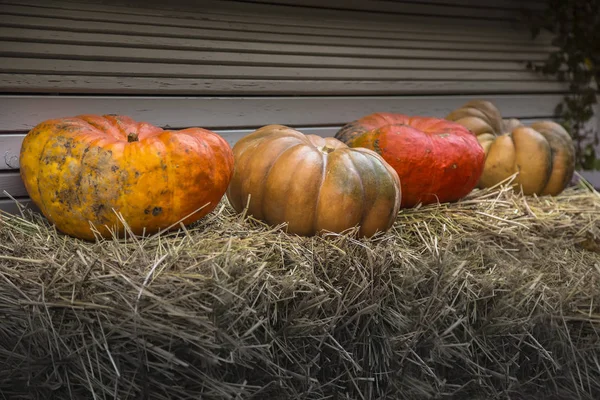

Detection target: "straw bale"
[1, 179, 599, 400]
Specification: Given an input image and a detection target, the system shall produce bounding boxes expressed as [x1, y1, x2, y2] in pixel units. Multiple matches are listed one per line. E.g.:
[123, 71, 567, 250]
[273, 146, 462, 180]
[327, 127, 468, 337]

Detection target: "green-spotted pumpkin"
[226, 124, 402, 237]
[19, 114, 234, 240]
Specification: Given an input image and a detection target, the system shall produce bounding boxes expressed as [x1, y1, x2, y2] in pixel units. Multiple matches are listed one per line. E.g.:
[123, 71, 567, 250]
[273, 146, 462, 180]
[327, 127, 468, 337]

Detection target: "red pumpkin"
[335, 113, 485, 208]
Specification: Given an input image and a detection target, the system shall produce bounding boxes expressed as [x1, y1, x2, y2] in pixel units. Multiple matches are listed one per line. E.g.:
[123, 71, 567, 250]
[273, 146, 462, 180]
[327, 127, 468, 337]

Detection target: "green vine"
[525, 0, 599, 170]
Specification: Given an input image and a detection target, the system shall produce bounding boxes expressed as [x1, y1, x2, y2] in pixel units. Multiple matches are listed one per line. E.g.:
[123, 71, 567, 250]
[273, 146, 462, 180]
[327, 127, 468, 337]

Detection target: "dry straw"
[1, 177, 600, 400]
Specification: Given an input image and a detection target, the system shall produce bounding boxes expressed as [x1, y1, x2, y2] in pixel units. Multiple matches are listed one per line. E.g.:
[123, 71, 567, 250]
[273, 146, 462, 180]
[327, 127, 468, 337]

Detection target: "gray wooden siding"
[0, 0, 596, 212]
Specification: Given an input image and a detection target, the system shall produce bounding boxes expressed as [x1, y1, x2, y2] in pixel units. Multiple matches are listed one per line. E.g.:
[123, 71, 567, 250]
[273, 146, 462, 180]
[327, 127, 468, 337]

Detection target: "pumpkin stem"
[127, 132, 139, 143]
[320, 145, 335, 154]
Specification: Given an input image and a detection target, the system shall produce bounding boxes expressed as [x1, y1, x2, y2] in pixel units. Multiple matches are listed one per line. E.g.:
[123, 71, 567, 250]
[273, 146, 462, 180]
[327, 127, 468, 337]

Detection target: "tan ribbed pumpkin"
[226, 125, 402, 237]
[446, 100, 575, 195]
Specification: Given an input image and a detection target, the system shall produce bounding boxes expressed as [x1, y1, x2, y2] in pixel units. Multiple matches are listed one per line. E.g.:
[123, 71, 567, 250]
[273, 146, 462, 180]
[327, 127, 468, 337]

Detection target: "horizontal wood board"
[0, 14, 553, 48]
[0, 94, 565, 132]
[0, 0, 564, 95]
[2, 0, 551, 31]
[0, 198, 39, 215]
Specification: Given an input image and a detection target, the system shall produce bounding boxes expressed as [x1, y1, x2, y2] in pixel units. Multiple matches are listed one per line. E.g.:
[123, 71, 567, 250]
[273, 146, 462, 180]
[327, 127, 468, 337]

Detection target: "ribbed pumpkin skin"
[334, 112, 410, 145]
[226, 125, 402, 237]
[446, 100, 575, 195]
[335, 113, 485, 208]
[19, 115, 234, 240]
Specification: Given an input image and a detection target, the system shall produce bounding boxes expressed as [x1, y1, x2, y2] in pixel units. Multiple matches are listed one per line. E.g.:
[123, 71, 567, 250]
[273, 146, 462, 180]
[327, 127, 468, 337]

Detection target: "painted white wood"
[0, 14, 552, 47]
[0, 57, 550, 81]
[2, 0, 549, 34]
[0, 41, 544, 70]
[0, 198, 38, 214]
[0, 171, 26, 197]
[383, 0, 545, 9]
[576, 171, 600, 189]
[0, 0, 556, 102]
[0, 74, 568, 95]
[0, 94, 564, 132]
[0, 28, 552, 60]
[0, 134, 22, 170]
[229, 0, 538, 19]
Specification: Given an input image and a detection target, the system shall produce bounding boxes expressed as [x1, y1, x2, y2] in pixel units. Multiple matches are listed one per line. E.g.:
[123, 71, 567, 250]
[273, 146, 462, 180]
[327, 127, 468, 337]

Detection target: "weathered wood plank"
[384, 0, 545, 9]
[577, 170, 600, 189]
[88, 0, 548, 30]
[0, 1, 548, 38]
[0, 171, 26, 197]
[0, 14, 553, 47]
[0, 134, 21, 169]
[229, 0, 535, 19]
[0, 74, 568, 95]
[0, 94, 564, 132]
[0, 41, 542, 70]
[0, 198, 38, 214]
[0, 57, 549, 81]
[0, 28, 553, 59]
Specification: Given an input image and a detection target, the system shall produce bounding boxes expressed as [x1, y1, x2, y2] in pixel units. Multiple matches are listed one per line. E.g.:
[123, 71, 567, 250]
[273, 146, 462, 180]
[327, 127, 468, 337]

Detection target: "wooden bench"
[1, 0, 595, 214]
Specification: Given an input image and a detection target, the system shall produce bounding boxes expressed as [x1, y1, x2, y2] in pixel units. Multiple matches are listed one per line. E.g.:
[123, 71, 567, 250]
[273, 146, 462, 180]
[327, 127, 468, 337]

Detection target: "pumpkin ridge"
[365, 151, 396, 230]
[260, 142, 304, 223]
[358, 148, 401, 234]
[185, 131, 215, 216]
[109, 115, 137, 139]
[33, 126, 55, 222]
[78, 115, 121, 141]
[173, 130, 219, 223]
[56, 137, 78, 219]
[230, 136, 266, 211]
[311, 144, 329, 235]
[74, 139, 96, 223]
[543, 144, 555, 193]
[334, 121, 368, 145]
[165, 134, 178, 225]
[345, 150, 367, 230]
[239, 136, 298, 216]
[280, 145, 311, 229]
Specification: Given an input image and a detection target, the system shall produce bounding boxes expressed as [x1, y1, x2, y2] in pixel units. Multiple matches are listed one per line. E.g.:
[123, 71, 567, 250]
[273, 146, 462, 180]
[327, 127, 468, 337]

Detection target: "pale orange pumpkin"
[19, 114, 234, 240]
[226, 125, 402, 237]
[446, 100, 575, 195]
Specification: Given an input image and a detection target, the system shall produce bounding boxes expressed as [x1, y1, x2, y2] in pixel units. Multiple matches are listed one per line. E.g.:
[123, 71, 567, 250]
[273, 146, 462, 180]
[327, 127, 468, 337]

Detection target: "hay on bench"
[1, 179, 599, 400]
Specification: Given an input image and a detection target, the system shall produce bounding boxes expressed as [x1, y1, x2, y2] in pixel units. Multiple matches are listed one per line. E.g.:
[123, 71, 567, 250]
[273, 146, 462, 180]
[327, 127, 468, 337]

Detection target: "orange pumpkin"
[335, 113, 485, 208]
[19, 114, 234, 240]
[446, 100, 575, 195]
[226, 125, 401, 237]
